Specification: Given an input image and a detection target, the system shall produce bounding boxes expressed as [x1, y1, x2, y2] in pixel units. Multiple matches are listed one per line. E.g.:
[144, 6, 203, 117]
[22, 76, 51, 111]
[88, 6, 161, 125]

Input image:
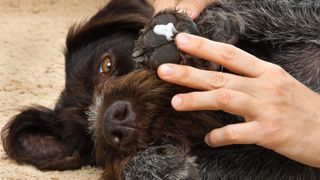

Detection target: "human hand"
[157, 33, 320, 168]
[153, 0, 215, 19]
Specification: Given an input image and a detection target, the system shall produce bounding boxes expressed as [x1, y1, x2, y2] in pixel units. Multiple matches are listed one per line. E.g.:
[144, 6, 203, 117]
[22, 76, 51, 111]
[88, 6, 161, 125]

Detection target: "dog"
[2, 0, 320, 179]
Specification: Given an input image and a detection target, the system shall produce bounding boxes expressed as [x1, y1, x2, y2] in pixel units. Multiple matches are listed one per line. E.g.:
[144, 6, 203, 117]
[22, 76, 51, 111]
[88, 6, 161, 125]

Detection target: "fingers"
[175, 33, 270, 77]
[205, 121, 262, 147]
[176, 0, 214, 19]
[158, 64, 255, 92]
[158, 63, 262, 118]
[153, 0, 214, 19]
[153, 0, 177, 13]
[171, 89, 260, 118]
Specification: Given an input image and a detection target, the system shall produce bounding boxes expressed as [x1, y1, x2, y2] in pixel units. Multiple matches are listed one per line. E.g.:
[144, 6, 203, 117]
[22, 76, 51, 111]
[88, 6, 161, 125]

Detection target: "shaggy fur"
[2, 0, 320, 179]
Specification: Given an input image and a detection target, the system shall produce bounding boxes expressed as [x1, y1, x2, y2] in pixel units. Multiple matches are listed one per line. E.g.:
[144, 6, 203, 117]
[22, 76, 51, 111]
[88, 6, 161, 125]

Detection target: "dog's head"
[63, 0, 228, 174]
[79, 0, 230, 172]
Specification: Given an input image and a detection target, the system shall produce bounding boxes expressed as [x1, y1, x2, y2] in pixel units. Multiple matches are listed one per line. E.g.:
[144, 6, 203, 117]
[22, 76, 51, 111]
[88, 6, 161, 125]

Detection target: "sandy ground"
[0, 0, 111, 179]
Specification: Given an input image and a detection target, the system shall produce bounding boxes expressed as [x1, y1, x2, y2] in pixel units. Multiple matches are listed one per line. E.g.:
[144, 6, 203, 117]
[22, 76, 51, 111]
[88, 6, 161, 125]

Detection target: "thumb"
[153, 0, 177, 13]
[177, 0, 215, 19]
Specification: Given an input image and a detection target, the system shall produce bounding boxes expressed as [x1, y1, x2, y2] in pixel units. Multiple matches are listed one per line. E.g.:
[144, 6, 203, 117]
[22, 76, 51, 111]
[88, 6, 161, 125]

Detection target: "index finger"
[175, 33, 270, 77]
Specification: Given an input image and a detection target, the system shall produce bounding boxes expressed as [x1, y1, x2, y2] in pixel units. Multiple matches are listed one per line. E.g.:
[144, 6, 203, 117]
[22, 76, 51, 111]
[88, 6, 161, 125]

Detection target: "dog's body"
[2, 0, 320, 179]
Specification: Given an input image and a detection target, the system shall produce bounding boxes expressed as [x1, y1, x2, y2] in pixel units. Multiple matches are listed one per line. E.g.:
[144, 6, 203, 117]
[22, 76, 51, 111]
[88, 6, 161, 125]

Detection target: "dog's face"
[80, 0, 228, 168]
[66, 0, 228, 171]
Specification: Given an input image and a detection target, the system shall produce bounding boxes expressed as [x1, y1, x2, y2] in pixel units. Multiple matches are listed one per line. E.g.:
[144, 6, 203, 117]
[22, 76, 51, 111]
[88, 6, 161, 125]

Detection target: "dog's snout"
[103, 100, 136, 150]
[107, 100, 134, 122]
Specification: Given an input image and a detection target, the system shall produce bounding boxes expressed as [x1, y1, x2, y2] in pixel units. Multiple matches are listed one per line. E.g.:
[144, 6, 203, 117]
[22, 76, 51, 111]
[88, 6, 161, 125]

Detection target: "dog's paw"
[132, 10, 213, 70]
[124, 145, 200, 180]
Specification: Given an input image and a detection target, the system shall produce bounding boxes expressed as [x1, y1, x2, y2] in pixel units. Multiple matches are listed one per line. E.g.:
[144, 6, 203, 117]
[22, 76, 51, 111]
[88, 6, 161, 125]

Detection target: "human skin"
[153, 0, 214, 19]
[157, 33, 320, 168]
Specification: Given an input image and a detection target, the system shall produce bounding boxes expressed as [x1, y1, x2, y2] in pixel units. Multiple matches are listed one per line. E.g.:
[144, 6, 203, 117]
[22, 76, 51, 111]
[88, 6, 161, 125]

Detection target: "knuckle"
[259, 120, 283, 147]
[224, 126, 238, 141]
[210, 72, 226, 88]
[262, 77, 286, 96]
[194, 36, 206, 52]
[178, 66, 192, 83]
[268, 64, 287, 77]
[220, 44, 238, 62]
[264, 108, 284, 129]
[264, 65, 295, 99]
[264, 113, 281, 130]
[216, 89, 232, 106]
[266, 79, 290, 98]
[183, 93, 195, 108]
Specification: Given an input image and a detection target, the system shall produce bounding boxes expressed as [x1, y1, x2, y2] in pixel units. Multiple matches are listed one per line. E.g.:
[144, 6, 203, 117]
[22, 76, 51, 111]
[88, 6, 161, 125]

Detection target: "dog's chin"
[102, 123, 180, 154]
[113, 141, 139, 153]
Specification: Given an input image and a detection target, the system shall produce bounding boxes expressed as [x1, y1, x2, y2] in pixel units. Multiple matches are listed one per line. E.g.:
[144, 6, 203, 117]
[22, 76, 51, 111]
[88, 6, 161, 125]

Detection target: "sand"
[0, 0, 109, 179]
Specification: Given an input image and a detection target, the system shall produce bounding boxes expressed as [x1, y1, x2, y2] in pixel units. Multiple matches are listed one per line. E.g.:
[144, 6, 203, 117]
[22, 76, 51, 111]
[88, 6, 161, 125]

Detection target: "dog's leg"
[197, 0, 320, 91]
[124, 145, 200, 180]
[198, 0, 320, 46]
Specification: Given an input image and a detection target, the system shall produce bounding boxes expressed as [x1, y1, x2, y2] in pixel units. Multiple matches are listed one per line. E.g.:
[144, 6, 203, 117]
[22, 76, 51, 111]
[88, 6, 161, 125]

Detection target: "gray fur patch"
[124, 145, 200, 180]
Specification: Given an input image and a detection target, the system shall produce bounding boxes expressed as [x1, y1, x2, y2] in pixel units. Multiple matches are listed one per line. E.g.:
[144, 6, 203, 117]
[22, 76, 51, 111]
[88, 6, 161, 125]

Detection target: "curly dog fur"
[2, 0, 320, 179]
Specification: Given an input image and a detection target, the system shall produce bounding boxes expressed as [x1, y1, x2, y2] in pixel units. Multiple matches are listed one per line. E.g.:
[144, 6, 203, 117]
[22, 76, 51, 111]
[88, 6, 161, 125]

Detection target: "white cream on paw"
[153, 23, 178, 41]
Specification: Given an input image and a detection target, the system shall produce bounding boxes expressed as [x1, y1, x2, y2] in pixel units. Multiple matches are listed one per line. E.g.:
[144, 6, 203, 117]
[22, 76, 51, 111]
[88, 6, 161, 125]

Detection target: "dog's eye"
[99, 55, 112, 74]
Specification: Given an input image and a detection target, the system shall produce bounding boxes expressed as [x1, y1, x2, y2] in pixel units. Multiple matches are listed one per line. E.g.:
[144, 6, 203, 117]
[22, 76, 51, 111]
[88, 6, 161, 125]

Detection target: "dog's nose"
[103, 100, 136, 149]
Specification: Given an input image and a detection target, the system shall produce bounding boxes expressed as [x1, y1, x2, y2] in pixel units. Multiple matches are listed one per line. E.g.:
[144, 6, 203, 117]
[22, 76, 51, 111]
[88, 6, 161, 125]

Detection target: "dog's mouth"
[104, 126, 140, 152]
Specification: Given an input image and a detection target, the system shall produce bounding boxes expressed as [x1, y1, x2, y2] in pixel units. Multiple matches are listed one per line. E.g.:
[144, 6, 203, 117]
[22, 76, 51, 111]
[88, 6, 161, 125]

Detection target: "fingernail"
[204, 134, 210, 144]
[172, 95, 183, 108]
[176, 33, 189, 45]
[159, 64, 174, 76]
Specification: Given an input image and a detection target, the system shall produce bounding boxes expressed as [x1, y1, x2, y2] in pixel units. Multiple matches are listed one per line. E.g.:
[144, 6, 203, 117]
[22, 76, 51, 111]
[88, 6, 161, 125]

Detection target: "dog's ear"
[91, 0, 154, 27]
[66, 0, 154, 53]
[1, 106, 88, 170]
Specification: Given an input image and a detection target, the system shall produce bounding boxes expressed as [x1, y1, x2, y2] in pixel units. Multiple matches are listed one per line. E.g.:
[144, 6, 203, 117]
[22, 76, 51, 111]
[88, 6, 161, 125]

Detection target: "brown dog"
[2, 0, 320, 179]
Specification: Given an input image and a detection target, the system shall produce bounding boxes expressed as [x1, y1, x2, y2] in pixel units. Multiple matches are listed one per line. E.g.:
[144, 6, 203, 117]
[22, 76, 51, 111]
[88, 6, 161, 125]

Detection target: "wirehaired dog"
[2, 0, 320, 179]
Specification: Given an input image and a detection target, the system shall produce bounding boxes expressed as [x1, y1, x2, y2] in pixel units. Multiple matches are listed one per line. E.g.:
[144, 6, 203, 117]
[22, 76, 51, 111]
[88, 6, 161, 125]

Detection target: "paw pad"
[132, 11, 200, 70]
